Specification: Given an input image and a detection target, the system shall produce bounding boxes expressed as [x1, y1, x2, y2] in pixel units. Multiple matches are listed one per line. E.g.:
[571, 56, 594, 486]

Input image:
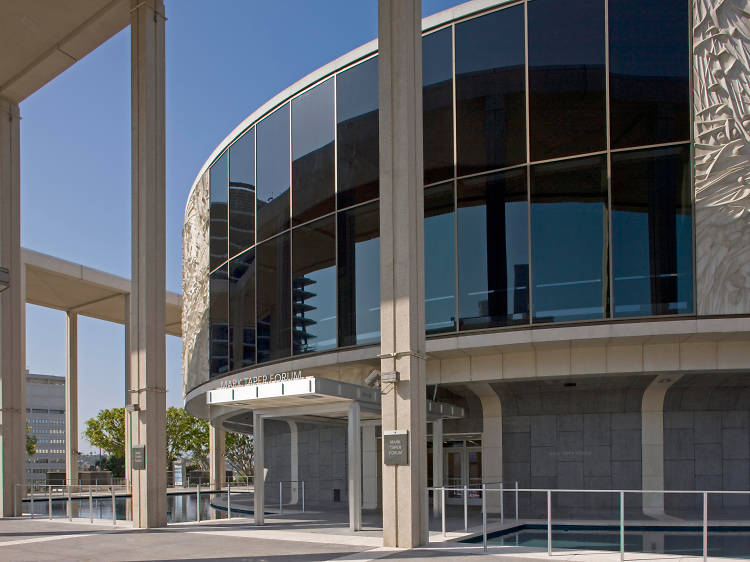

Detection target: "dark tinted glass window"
[229, 130, 255, 258]
[292, 79, 335, 225]
[612, 146, 692, 317]
[209, 265, 229, 377]
[257, 105, 290, 241]
[293, 216, 337, 353]
[455, 6, 525, 176]
[228, 249, 256, 370]
[257, 232, 291, 362]
[425, 182, 456, 333]
[609, 0, 690, 149]
[423, 28, 454, 185]
[458, 168, 528, 329]
[528, 0, 606, 160]
[338, 202, 380, 346]
[209, 153, 228, 270]
[531, 156, 607, 323]
[337, 58, 379, 208]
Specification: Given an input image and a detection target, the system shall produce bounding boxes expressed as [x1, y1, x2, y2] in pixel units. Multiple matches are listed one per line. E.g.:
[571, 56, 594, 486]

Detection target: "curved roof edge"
[183, 0, 510, 219]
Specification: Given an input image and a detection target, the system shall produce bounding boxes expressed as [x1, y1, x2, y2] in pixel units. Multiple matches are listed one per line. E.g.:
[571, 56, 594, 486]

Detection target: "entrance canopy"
[207, 376, 464, 422]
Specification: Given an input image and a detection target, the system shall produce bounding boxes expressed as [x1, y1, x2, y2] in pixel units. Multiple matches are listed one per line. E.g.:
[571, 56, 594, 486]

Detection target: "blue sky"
[21, 0, 457, 452]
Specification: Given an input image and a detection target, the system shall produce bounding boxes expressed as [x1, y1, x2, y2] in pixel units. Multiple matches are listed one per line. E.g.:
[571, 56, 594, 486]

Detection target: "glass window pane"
[425, 182, 456, 333]
[292, 79, 335, 225]
[209, 265, 229, 377]
[612, 145, 692, 317]
[528, 0, 606, 161]
[423, 28, 454, 185]
[609, 0, 690, 149]
[229, 129, 255, 258]
[455, 5, 526, 176]
[338, 202, 380, 346]
[229, 249, 256, 370]
[457, 168, 529, 330]
[209, 152, 228, 270]
[293, 216, 337, 354]
[257, 105, 290, 241]
[337, 57, 379, 208]
[531, 156, 608, 323]
[257, 232, 291, 362]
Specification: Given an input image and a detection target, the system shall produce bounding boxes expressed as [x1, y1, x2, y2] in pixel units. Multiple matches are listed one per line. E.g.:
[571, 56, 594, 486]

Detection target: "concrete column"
[65, 312, 78, 487]
[209, 422, 226, 490]
[432, 419, 443, 516]
[287, 420, 299, 504]
[123, 294, 132, 490]
[642, 374, 682, 517]
[253, 413, 264, 525]
[473, 383, 502, 513]
[378, 0, 426, 547]
[0, 97, 24, 518]
[129, 0, 167, 529]
[348, 402, 362, 531]
[362, 424, 378, 509]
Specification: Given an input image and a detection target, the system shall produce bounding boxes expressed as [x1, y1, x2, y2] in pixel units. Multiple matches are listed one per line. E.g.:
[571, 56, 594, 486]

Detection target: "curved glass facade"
[207, 0, 693, 377]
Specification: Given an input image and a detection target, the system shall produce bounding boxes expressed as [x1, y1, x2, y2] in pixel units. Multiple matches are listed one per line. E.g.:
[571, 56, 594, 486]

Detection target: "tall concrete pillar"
[253, 413, 264, 525]
[348, 402, 362, 531]
[0, 97, 24, 518]
[65, 312, 78, 487]
[432, 419, 443, 516]
[474, 383, 502, 513]
[642, 375, 682, 516]
[123, 294, 133, 490]
[209, 422, 226, 490]
[378, 0, 427, 547]
[129, 0, 167, 528]
[287, 420, 299, 504]
[362, 424, 378, 509]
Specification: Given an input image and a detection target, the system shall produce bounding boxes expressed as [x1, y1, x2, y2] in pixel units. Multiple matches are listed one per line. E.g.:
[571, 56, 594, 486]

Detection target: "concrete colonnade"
[0, 96, 24, 517]
[362, 424, 379, 510]
[378, 0, 427, 548]
[64, 312, 78, 487]
[209, 423, 226, 490]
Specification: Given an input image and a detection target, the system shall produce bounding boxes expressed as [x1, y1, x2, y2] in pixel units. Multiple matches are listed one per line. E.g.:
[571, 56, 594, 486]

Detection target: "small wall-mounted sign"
[132, 445, 146, 470]
[383, 429, 409, 466]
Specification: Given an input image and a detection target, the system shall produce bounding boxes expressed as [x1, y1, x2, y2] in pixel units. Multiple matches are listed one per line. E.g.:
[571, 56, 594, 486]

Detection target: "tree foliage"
[166, 407, 209, 468]
[226, 432, 253, 478]
[25, 425, 37, 456]
[84, 407, 125, 457]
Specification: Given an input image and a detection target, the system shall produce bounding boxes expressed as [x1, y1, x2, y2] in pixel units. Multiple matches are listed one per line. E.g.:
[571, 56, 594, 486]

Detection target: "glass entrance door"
[443, 437, 482, 504]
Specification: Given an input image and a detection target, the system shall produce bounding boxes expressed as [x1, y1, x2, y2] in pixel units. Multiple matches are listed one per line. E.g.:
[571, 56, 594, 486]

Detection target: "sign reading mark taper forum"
[218, 370, 303, 389]
[132, 445, 146, 470]
[383, 430, 409, 466]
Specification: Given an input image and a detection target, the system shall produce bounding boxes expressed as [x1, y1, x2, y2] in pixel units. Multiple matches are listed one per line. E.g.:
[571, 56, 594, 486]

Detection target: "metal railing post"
[196, 483, 201, 522]
[67, 485, 72, 521]
[482, 483, 487, 553]
[547, 490, 552, 555]
[111, 486, 116, 526]
[89, 486, 93, 524]
[620, 491, 624, 561]
[302, 481, 305, 513]
[515, 481, 519, 520]
[500, 482, 504, 524]
[463, 484, 468, 531]
[425, 488, 430, 534]
[14, 484, 18, 517]
[441, 487, 446, 537]
[279, 481, 283, 515]
[227, 482, 231, 519]
[703, 491, 708, 562]
[48, 486, 52, 519]
[30, 484, 34, 519]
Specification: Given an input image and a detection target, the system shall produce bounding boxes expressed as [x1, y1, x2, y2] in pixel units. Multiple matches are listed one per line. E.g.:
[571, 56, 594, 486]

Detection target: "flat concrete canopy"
[23, 248, 181, 337]
[0, 0, 130, 102]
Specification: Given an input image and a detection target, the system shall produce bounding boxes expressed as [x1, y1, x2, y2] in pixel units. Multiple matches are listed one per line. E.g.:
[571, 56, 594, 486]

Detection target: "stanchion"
[500, 482, 504, 524]
[547, 490, 552, 555]
[14, 485, 18, 517]
[515, 481, 519, 520]
[89, 486, 93, 524]
[482, 483, 487, 553]
[48, 486, 52, 519]
[619, 491, 624, 561]
[67, 485, 72, 521]
[463, 484, 468, 531]
[703, 491, 708, 562]
[227, 482, 231, 519]
[197, 484, 201, 522]
[111, 486, 116, 526]
[279, 481, 283, 515]
[441, 487, 446, 537]
[302, 481, 305, 513]
[30, 484, 34, 519]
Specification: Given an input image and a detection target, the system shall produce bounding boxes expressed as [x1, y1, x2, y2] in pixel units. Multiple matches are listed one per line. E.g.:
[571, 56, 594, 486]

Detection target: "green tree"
[25, 425, 37, 456]
[166, 407, 209, 468]
[84, 407, 125, 457]
[226, 432, 253, 479]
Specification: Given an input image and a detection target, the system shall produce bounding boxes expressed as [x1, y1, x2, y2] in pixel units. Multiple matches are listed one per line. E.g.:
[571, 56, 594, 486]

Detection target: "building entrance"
[444, 436, 482, 504]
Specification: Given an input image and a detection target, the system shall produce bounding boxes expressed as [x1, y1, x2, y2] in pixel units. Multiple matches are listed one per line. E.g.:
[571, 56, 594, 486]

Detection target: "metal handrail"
[426, 486, 748, 561]
[18, 482, 131, 526]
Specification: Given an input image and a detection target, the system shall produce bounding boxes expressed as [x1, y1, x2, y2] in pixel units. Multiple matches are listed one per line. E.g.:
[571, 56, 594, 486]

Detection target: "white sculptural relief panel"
[182, 171, 210, 395]
[694, 0, 750, 314]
